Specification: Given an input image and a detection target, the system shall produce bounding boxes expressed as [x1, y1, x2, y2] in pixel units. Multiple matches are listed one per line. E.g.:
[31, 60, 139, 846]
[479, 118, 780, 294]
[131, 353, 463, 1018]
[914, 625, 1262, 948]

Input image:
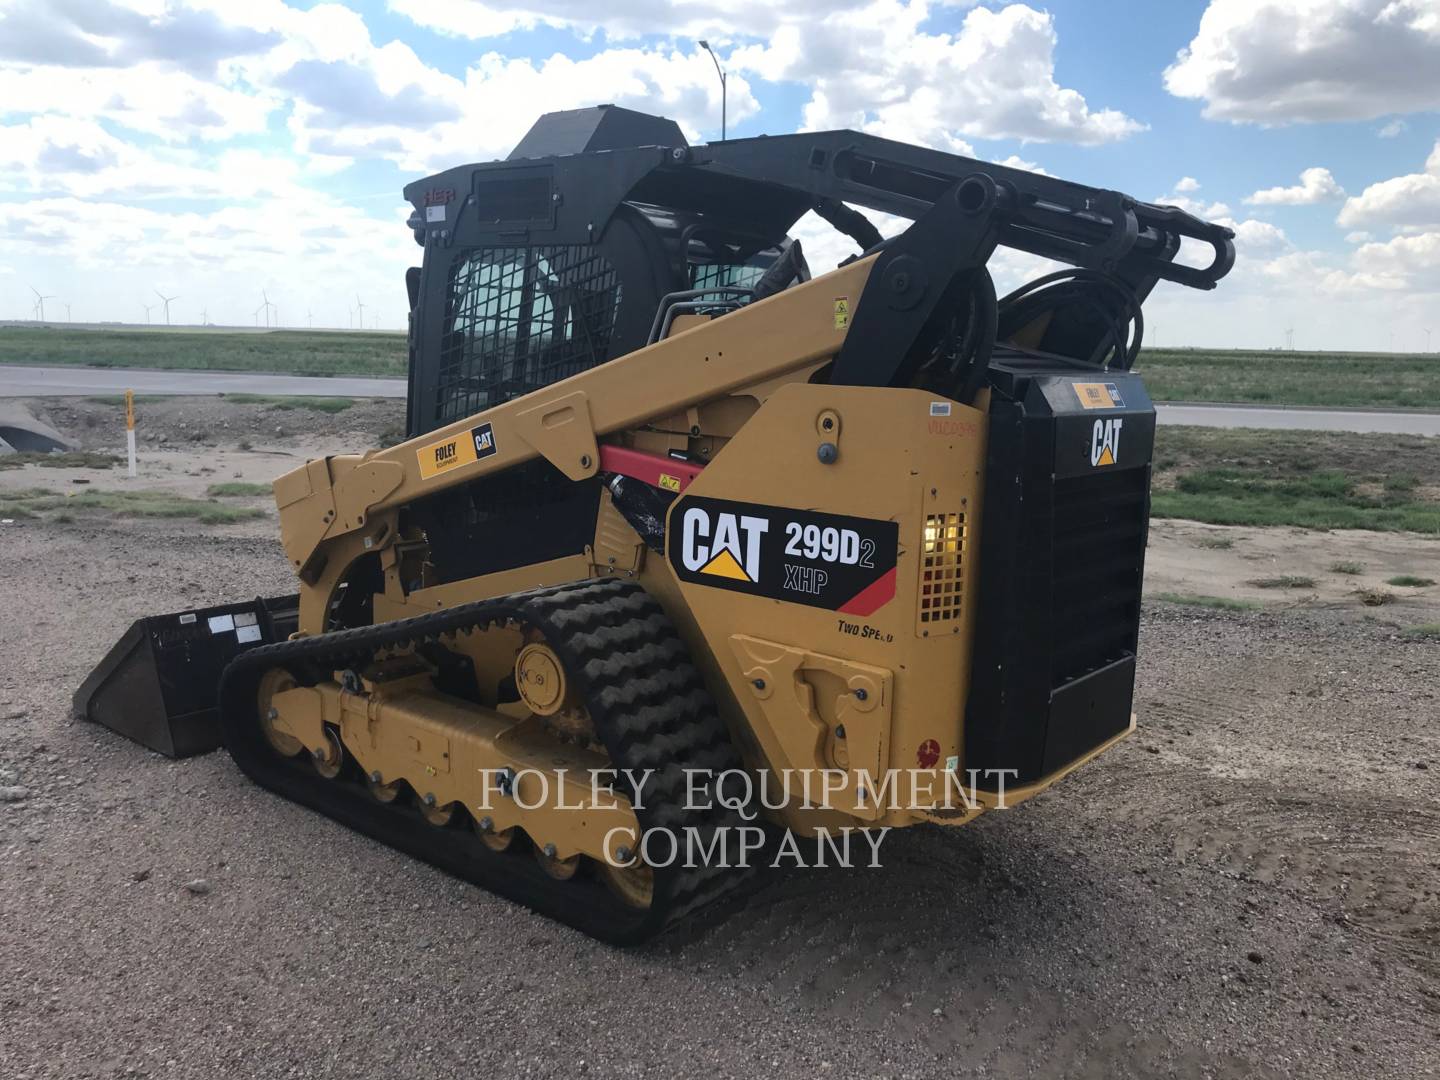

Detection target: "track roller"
[474, 816, 516, 852]
[311, 727, 344, 779]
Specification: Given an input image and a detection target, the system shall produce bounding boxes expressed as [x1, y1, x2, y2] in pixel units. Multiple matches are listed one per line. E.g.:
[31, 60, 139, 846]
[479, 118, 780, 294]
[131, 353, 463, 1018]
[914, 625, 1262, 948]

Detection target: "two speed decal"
[666, 496, 898, 615]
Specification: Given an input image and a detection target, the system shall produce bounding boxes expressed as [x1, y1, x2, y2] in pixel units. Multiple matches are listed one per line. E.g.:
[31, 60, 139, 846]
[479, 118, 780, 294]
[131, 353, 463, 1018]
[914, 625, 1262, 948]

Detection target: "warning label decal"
[833, 297, 850, 330]
[667, 496, 898, 613]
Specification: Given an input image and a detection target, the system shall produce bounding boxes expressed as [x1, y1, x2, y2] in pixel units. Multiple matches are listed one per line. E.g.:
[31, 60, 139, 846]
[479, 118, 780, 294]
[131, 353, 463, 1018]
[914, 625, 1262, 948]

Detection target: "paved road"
[0, 364, 406, 399]
[1155, 402, 1440, 436]
[2, 364, 1438, 435]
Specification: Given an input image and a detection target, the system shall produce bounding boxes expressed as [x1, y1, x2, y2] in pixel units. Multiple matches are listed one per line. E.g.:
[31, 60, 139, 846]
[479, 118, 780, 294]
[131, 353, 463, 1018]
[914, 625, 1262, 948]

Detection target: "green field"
[1136, 347, 1440, 409]
[2, 329, 1437, 409]
[0, 327, 405, 377]
[1152, 425, 1440, 532]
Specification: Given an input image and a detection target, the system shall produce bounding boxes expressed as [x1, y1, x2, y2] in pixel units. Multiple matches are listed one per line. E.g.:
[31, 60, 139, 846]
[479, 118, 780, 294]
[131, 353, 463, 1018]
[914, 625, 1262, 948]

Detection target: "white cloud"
[1378, 118, 1408, 137]
[1175, 176, 1201, 192]
[1336, 139, 1440, 229]
[993, 154, 1048, 175]
[1245, 166, 1345, 205]
[1155, 189, 1232, 220]
[1225, 217, 1290, 256]
[733, 3, 1144, 148]
[0, 116, 309, 201]
[1164, 0, 1440, 124]
[1345, 230, 1373, 243]
[0, 192, 417, 326]
[0, 60, 275, 142]
[1350, 231, 1440, 289]
[385, 0, 872, 40]
[388, 2, 1144, 155]
[0, 0, 281, 72]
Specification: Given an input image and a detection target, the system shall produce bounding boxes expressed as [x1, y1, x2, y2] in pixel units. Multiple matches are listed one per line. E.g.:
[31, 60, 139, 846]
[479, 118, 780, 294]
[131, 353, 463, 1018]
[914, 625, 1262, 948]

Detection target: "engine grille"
[918, 511, 966, 632]
[1048, 468, 1148, 687]
[434, 245, 621, 424]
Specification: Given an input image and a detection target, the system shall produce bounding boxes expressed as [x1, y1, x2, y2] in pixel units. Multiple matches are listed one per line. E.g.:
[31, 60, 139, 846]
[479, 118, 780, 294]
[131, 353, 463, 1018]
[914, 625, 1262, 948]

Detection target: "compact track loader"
[76, 106, 1234, 942]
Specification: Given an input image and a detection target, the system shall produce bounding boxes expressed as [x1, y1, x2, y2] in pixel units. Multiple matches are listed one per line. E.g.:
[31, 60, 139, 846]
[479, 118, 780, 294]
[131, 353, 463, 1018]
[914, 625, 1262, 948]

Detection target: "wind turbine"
[1426, 328, 1433, 353]
[355, 294, 366, 331]
[260, 289, 276, 329]
[142, 303, 155, 325]
[30, 286, 55, 323]
[307, 308, 314, 328]
[200, 307, 209, 326]
[155, 289, 178, 326]
[64, 303, 72, 322]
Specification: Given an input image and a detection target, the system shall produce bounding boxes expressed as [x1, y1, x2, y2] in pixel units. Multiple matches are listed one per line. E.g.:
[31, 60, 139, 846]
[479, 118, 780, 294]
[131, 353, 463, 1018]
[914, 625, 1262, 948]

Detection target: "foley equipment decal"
[1072, 381, 1126, 410]
[668, 496, 899, 615]
[416, 422, 498, 479]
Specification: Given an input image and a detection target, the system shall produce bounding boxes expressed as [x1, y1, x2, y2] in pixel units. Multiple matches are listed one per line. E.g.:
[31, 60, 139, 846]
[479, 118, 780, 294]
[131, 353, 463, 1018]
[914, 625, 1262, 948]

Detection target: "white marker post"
[125, 389, 137, 478]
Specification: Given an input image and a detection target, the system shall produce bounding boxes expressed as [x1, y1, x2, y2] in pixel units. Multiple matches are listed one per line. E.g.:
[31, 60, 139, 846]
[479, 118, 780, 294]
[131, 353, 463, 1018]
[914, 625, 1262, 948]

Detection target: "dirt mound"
[24, 394, 404, 456]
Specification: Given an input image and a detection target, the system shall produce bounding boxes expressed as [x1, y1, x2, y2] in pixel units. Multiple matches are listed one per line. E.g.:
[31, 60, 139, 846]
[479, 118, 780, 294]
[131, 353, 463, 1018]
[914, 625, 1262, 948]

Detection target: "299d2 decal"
[667, 496, 899, 615]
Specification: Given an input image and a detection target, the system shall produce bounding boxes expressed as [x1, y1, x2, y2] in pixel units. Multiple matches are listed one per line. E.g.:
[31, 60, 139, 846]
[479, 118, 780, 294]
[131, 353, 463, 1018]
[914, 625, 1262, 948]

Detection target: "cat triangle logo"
[701, 548, 753, 582]
[1090, 417, 1123, 468]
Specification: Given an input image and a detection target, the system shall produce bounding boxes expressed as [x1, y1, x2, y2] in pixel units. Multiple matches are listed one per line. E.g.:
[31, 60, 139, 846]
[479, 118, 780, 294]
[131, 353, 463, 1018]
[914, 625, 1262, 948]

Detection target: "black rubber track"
[218, 578, 752, 944]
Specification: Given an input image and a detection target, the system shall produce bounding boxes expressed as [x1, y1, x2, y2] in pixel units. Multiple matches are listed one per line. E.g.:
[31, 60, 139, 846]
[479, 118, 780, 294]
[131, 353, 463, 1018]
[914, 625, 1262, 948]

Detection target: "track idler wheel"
[534, 843, 580, 880]
[258, 670, 303, 757]
[311, 727, 345, 779]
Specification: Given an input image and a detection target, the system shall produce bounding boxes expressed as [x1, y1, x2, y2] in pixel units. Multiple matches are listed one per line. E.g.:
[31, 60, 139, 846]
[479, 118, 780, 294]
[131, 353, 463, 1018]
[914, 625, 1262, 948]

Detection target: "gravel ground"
[1, 515, 1437, 1079]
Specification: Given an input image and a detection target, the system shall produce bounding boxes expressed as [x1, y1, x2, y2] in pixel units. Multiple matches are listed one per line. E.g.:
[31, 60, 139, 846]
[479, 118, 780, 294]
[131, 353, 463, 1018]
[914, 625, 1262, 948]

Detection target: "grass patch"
[1248, 575, 1317, 589]
[0, 451, 119, 470]
[1355, 587, 1397, 607]
[1386, 574, 1436, 587]
[1136, 347, 1440, 408]
[1153, 592, 1260, 611]
[1403, 624, 1440, 640]
[1195, 535, 1235, 549]
[0, 486, 265, 524]
[0, 327, 404, 378]
[223, 393, 354, 413]
[1153, 427, 1440, 533]
[206, 481, 272, 497]
[1329, 561, 1365, 575]
[7, 331, 1432, 407]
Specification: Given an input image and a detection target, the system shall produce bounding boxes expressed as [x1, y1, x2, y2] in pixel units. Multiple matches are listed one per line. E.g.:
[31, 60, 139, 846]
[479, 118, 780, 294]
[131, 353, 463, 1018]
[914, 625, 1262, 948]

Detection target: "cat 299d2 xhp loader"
[75, 106, 1234, 942]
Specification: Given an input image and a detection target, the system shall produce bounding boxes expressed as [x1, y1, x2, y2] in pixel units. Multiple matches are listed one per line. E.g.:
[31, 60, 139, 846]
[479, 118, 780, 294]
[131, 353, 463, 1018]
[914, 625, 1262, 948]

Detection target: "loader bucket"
[73, 595, 298, 758]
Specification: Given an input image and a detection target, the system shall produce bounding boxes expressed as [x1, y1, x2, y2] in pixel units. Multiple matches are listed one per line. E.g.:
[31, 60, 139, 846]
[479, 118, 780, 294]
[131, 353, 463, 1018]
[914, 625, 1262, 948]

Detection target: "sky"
[0, 0, 1437, 351]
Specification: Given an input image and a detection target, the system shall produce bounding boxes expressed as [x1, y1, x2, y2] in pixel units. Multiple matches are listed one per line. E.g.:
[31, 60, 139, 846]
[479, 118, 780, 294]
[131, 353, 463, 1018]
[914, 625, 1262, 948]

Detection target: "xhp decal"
[669, 496, 898, 614]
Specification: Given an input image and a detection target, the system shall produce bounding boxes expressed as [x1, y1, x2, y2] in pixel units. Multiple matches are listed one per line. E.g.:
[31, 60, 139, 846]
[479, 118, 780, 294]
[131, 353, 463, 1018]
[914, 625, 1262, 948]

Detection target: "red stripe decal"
[836, 566, 897, 616]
